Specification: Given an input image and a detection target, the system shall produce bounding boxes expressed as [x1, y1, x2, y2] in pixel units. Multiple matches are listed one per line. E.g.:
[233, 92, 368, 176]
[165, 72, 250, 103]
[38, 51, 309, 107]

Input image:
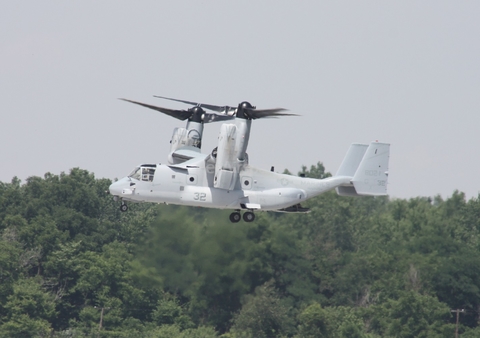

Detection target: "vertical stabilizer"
[336, 143, 368, 177]
[351, 142, 390, 196]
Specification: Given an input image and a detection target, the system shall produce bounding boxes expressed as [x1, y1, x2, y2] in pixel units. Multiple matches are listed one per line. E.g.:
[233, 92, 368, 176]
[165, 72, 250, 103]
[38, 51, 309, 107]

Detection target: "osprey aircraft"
[109, 96, 390, 222]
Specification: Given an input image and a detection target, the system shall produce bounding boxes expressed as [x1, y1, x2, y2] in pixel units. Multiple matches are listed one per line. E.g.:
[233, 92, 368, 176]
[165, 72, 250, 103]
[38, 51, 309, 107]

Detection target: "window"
[128, 167, 141, 180]
[141, 167, 156, 182]
[129, 166, 155, 182]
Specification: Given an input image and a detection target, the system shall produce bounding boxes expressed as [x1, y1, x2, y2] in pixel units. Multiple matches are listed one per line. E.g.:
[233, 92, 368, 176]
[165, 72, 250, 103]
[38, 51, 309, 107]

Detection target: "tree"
[296, 303, 368, 338]
[296, 302, 329, 337]
[231, 281, 293, 338]
[370, 291, 454, 337]
[298, 162, 331, 179]
[0, 278, 56, 337]
[152, 293, 194, 330]
[3, 166, 480, 336]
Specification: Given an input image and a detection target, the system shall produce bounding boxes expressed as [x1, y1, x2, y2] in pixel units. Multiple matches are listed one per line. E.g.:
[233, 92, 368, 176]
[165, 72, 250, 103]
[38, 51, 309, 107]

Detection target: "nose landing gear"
[120, 203, 128, 212]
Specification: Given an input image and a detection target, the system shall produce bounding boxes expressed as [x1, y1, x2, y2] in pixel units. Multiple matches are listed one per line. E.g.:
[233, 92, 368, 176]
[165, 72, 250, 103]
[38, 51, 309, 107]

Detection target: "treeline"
[1, 166, 480, 337]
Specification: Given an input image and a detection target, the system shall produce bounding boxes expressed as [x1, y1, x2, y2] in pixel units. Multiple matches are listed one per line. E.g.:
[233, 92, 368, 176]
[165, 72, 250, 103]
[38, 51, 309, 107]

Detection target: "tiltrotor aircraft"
[109, 96, 390, 222]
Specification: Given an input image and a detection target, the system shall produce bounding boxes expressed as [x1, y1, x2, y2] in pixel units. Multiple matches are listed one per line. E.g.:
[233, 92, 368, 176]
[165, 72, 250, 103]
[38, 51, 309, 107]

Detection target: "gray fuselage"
[109, 160, 351, 211]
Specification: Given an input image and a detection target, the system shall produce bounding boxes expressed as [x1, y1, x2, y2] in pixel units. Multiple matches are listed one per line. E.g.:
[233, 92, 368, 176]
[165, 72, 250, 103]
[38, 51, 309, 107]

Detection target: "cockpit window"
[141, 167, 155, 182]
[129, 165, 156, 182]
[128, 167, 141, 180]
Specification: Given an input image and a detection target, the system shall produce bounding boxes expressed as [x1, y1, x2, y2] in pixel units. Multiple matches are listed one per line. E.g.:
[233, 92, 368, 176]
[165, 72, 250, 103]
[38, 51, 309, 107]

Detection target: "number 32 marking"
[194, 192, 206, 201]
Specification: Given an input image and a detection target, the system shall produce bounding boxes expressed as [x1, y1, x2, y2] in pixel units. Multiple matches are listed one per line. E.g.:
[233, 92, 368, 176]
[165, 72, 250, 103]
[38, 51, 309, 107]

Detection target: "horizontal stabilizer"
[336, 186, 360, 197]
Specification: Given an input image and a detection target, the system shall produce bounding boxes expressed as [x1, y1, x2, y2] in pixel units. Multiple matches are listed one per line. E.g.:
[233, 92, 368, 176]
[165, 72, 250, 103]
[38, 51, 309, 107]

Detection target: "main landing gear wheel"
[229, 212, 241, 223]
[120, 203, 128, 212]
[243, 212, 255, 222]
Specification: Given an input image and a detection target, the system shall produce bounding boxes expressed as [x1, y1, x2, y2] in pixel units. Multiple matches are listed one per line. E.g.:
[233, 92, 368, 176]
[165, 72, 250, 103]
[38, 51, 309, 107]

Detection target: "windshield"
[128, 167, 141, 180]
[128, 166, 156, 182]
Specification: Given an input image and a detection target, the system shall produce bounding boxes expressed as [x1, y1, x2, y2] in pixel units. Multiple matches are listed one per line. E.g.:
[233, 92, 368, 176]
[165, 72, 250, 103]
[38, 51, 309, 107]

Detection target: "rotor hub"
[240, 101, 254, 110]
[189, 106, 205, 122]
[236, 101, 256, 119]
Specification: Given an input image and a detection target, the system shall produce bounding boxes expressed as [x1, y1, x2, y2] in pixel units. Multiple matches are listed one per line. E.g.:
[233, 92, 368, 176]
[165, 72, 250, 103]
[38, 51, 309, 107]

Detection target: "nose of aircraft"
[109, 177, 130, 196]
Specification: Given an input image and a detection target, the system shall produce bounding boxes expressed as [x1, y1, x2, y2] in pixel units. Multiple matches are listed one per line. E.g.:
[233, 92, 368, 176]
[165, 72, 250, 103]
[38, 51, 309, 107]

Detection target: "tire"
[120, 204, 128, 212]
[229, 212, 241, 223]
[243, 211, 255, 222]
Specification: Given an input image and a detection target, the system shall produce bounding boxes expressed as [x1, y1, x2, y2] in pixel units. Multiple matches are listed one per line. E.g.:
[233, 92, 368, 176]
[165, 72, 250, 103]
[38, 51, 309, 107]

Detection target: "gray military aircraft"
[109, 96, 390, 222]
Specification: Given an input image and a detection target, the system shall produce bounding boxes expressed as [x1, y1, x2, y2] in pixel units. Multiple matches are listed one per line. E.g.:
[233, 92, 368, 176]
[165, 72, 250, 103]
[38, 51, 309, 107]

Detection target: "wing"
[168, 146, 212, 167]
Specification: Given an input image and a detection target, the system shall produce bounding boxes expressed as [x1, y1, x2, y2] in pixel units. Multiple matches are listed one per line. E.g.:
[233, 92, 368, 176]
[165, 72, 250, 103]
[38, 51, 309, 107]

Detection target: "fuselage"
[109, 161, 351, 212]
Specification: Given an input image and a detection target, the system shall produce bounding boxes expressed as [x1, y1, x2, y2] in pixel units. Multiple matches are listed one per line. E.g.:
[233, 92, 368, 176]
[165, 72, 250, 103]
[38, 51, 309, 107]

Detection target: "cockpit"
[128, 164, 156, 182]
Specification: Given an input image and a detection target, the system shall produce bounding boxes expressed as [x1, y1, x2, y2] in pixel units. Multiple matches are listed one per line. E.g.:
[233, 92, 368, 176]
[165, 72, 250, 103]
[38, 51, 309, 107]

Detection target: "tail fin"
[336, 142, 390, 196]
[336, 143, 369, 177]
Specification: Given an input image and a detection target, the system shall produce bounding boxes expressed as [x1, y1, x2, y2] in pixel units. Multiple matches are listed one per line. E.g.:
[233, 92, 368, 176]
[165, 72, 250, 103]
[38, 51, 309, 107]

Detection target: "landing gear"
[229, 211, 255, 223]
[243, 211, 255, 222]
[120, 203, 128, 212]
[229, 212, 241, 223]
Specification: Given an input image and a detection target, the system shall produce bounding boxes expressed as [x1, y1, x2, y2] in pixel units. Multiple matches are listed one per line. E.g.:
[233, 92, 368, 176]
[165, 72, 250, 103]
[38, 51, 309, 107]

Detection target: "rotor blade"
[245, 108, 299, 119]
[154, 95, 234, 113]
[119, 98, 191, 120]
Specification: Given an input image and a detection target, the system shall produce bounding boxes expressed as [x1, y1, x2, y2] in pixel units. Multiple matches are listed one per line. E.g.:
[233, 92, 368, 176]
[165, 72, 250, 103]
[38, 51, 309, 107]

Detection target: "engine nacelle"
[170, 122, 204, 153]
[170, 127, 188, 153]
[214, 124, 237, 190]
[234, 118, 251, 162]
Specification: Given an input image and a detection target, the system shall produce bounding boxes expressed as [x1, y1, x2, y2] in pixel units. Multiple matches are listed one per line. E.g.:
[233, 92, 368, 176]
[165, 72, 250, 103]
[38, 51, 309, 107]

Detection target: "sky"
[1, 1, 479, 200]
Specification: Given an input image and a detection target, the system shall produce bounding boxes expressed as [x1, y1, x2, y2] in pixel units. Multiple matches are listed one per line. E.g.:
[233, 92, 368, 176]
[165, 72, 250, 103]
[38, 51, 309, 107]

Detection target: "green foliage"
[296, 303, 329, 337]
[368, 290, 454, 337]
[0, 169, 160, 334]
[0, 230, 23, 313]
[1, 166, 480, 336]
[0, 277, 56, 337]
[153, 293, 194, 330]
[0, 314, 52, 338]
[298, 162, 331, 179]
[297, 303, 367, 338]
[137, 207, 273, 331]
[231, 281, 293, 338]
[146, 324, 218, 338]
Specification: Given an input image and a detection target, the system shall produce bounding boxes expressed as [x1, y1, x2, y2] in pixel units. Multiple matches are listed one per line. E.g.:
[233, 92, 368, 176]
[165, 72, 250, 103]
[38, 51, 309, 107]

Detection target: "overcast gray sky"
[2, 1, 479, 200]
